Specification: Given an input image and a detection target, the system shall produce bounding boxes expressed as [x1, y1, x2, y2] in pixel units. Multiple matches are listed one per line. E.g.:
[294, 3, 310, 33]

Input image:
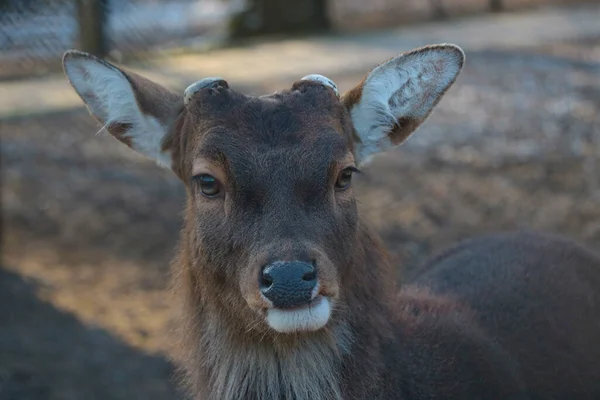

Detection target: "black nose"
[260, 261, 317, 309]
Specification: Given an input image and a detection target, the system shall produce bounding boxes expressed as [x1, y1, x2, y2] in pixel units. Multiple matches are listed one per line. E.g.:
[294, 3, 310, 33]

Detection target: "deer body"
[176, 225, 600, 400]
[63, 44, 600, 400]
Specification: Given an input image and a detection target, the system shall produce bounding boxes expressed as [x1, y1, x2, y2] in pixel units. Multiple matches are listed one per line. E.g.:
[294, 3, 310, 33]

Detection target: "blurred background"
[1, 0, 600, 398]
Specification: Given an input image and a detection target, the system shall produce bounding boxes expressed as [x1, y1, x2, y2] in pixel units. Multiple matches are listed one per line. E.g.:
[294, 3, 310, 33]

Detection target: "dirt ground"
[2, 36, 600, 399]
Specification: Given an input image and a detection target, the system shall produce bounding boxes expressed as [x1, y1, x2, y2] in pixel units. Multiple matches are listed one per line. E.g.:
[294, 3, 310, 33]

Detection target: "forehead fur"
[182, 80, 354, 162]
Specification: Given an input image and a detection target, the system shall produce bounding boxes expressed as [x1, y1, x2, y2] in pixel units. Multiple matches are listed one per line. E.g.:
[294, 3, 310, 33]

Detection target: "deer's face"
[63, 45, 464, 334]
[179, 81, 358, 333]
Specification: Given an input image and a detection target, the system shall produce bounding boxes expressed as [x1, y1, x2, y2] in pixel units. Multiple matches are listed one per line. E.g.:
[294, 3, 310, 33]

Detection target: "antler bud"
[184, 78, 229, 105]
[300, 74, 339, 97]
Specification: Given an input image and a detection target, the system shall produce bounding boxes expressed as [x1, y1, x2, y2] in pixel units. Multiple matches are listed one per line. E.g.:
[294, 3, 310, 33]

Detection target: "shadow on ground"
[0, 267, 179, 400]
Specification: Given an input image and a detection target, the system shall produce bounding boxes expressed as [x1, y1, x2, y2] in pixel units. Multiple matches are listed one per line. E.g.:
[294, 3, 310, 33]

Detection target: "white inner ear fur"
[350, 44, 464, 165]
[63, 53, 171, 167]
[301, 74, 339, 97]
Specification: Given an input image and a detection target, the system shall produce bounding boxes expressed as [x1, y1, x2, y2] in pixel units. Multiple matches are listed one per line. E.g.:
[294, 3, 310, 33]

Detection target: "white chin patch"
[266, 296, 331, 333]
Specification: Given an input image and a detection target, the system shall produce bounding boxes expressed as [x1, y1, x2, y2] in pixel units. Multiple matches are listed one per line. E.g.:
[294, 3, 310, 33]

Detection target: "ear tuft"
[343, 44, 465, 165]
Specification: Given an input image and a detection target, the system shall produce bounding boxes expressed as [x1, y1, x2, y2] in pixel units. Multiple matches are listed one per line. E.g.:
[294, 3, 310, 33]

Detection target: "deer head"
[63, 44, 464, 336]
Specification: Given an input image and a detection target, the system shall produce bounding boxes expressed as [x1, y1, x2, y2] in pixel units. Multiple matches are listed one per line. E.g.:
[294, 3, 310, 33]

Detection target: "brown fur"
[64, 50, 600, 400]
[164, 81, 600, 398]
[106, 121, 134, 148]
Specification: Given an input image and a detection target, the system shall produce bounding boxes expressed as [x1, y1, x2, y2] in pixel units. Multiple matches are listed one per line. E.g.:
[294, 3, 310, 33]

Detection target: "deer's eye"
[193, 174, 221, 197]
[335, 167, 359, 191]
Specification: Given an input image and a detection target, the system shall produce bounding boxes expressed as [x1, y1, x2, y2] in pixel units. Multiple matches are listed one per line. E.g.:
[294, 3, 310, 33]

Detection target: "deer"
[62, 43, 600, 400]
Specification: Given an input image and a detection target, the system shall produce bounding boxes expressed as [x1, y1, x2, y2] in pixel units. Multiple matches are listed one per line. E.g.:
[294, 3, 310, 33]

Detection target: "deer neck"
[176, 287, 350, 400]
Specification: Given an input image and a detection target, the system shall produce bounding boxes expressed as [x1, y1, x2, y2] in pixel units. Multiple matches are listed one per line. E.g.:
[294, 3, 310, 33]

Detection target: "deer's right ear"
[342, 44, 464, 166]
[62, 50, 183, 167]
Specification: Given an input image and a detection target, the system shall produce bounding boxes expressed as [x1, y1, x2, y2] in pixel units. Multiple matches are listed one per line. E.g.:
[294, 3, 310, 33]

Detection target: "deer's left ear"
[342, 44, 464, 166]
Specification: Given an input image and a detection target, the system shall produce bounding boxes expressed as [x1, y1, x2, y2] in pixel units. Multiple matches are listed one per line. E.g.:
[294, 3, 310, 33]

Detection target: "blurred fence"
[0, 0, 593, 81]
[0, 0, 239, 80]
